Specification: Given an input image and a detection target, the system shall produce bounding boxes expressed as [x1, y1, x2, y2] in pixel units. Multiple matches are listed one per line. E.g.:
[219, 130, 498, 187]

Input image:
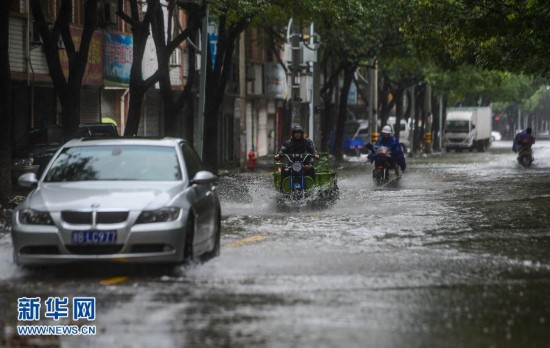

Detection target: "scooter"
[372, 147, 393, 185]
[517, 146, 534, 168]
[366, 144, 399, 186]
[282, 153, 313, 198]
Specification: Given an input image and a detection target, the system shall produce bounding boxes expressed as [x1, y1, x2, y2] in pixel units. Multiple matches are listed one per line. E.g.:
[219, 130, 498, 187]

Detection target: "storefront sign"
[104, 32, 133, 86]
[59, 27, 103, 86]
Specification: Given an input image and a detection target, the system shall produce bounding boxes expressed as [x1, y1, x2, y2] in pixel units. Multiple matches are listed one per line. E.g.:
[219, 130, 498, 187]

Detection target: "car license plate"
[72, 230, 117, 244]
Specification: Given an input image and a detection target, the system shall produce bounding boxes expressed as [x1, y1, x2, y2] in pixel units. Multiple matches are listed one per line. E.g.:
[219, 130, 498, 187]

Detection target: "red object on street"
[248, 149, 257, 170]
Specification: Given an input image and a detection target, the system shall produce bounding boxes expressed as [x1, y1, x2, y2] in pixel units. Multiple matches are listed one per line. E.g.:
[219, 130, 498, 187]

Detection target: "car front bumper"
[11, 222, 187, 265]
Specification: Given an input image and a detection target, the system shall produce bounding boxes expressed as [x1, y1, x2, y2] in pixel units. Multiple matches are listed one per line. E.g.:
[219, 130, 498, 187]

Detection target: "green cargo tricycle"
[272, 152, 339, 205]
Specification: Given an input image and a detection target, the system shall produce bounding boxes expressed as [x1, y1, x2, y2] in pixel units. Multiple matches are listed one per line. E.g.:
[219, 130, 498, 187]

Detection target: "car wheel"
[183, 212, 195, 264]
[201, 208, 221, 262]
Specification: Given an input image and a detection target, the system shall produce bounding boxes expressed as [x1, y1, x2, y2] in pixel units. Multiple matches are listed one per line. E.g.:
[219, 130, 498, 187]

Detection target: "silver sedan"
[11, 137, 221, 265]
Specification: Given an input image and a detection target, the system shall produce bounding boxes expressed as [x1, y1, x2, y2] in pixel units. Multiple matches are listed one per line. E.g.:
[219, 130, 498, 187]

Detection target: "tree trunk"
[334, 63, 355, 162]
[31, 0, 98, 139]
[177, 40, 197, 143]
[379, 76, 395, 128]
[0, 0, 13, 204]
[394, 87, 404, 140]
[320, 62, 343, 153]
[125, 87, 145, 136]
[59, 90, 81, 141]
[123, 31, 149, 136]
[119, 0, 156, 136]
[202, 17, 247, 172]
[150, 2, 176, 137]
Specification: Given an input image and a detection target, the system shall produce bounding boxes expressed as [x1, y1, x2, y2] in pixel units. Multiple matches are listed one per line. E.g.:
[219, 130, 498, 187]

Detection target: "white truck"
[444, 106, 492, 152]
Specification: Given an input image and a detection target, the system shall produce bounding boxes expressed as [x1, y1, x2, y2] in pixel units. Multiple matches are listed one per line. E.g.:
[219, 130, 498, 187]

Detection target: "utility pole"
[308, 23, 315, 140]
[196, 5, 208, 158]
[410, 85, 416, 154]
[439, 95, 443, 151]
[424, 84, 432, 153]
[368, 58, 378, 144]
[239, 31, 247, 171]
[290, 19, 301, 128]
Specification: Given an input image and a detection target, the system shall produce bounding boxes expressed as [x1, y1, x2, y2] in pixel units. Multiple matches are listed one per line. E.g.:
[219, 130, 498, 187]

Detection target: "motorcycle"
[517, 146, 534, 167]
[273, 153, 338, 204]
[367, 145, 399, 186]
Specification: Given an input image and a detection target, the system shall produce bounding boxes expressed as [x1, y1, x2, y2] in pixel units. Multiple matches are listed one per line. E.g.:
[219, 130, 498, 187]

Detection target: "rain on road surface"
[1, 141, 549, 347]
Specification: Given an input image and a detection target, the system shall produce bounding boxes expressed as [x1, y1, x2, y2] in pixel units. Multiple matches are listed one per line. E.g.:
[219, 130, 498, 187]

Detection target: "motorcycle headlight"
[136, 207, 181, 224]
[19, 209, 54, 225]
[292, 162, 303, 172]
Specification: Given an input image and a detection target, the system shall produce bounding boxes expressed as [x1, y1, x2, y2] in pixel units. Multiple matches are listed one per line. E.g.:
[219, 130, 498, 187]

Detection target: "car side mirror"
[18, 172, 38, 188]
[190, 171, 218, 185]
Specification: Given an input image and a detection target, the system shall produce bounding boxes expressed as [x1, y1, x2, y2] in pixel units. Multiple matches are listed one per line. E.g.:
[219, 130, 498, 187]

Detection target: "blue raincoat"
[370, 134, 406, 171]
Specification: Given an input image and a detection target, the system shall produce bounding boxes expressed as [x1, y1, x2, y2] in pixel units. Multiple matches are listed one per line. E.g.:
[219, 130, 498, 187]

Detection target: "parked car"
[342, 120, 370, 155]
[12, 137, 221, 266]
[13, 123, 119, 180]
[491, 131, 502, 142]
[339, 118, 410, 155]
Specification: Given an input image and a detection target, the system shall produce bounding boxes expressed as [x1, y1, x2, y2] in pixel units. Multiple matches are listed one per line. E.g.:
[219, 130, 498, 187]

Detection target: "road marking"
[225, 234, 267, 247]
[100, 276, 128, 285]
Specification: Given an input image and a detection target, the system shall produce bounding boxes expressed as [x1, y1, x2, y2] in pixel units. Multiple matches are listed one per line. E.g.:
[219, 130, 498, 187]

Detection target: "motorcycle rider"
[513, 127, 535, 163]
[513, 127, 535, 152]
[275, 125, 320, 177]
[367, 125, 406, 176]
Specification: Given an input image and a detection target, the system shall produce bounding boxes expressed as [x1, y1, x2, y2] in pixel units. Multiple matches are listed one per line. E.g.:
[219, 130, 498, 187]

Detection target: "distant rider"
[367, 125, 406, 176]
[275, 125, 320, 177]
[513, 127, 535, 153]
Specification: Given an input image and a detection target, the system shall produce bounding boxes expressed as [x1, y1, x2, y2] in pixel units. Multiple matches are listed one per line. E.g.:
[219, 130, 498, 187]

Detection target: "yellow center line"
[100, 276, 129, 285]
[224, 234, 267, 247]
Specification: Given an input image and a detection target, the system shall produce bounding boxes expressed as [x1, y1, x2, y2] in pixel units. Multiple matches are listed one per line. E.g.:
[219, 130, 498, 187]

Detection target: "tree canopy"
[403, 0, 550, 76]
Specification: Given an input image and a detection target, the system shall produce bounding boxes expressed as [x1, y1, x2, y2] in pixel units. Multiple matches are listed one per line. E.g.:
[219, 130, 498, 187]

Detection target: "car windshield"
[446, 120, 470, 132]
[344, 123, 360, 136]
[44, 145, 182, 182]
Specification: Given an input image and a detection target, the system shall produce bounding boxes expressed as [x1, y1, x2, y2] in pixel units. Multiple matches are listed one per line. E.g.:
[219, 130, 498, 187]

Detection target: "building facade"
[8, 1, 302, 166]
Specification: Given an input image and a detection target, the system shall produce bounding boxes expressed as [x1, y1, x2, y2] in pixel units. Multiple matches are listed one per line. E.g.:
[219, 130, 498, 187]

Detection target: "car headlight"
[19, 209, 54, 225]
[136, 207, 181, 224]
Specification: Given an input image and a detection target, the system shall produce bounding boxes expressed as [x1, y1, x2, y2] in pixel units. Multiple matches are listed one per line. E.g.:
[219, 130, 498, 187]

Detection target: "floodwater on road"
[1, 141, 549, 347]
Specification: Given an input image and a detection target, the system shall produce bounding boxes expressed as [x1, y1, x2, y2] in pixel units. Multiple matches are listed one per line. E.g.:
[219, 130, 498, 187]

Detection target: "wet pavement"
[1, 141, 550, 347]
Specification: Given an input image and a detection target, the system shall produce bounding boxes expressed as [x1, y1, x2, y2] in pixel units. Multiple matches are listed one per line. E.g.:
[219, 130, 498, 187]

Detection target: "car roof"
[62, 137, 187, 148]
[79, 123, 117, 127]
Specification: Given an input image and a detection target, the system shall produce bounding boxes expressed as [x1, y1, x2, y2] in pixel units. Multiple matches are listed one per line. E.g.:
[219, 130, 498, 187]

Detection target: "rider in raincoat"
[367, 125, 406, 176]
[512, 127, 535, 153]
[275, 125, 319, 177]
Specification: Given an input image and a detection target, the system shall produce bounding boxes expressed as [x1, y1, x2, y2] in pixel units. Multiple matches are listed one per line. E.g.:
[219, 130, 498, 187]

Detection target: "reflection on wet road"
[1, 141, 550, 347]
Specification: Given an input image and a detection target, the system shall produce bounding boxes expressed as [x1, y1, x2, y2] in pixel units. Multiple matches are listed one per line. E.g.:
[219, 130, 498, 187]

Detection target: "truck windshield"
[445, 120, 470, 133]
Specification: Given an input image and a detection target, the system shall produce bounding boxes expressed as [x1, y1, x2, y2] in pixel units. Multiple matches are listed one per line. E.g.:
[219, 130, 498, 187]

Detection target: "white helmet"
[381, 125, 392, 134]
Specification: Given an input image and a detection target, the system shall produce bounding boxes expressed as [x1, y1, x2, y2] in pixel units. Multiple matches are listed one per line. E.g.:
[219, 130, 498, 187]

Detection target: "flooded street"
[1, 141, 550, 347]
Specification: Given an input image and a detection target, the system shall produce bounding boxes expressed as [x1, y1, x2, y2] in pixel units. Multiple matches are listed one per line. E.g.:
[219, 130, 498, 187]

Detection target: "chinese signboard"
[104, 32, 133, 86]
[59, 27, 103, 86]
